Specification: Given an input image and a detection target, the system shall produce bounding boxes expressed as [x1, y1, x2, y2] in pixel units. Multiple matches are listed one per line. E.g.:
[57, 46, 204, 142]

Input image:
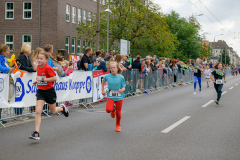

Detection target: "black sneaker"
[61, 104, 69, 117]
[215, 100, 219, 105]
[29, 131, 40, 140]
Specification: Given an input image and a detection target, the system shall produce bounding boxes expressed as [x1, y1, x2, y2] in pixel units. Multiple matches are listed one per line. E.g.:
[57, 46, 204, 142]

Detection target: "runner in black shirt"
[210, 62, 226, 105]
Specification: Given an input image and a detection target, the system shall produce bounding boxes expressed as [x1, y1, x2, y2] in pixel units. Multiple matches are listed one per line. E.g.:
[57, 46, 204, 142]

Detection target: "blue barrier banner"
[10, 70, 93, 108]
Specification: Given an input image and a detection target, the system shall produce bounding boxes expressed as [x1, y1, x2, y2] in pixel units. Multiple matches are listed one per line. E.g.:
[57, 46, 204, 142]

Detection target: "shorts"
[36, 87, 57, 104]
[205, 77, 210, 79]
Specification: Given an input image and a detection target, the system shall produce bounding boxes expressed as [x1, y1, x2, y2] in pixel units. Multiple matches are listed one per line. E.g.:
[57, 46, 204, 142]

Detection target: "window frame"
[5, 34, 14, 50]
[77, 39, 81, 54]
[83, 10, 87, 24]
[66, 4, 70, 22]
[65, 37, 69, 53]
[78, 8, 82, 24]
[71, 38, 75, 54]
[22, 35, 32, 46]
[23, 2, 32, 19]
[5, 2, 14, 19]
[72, 7, 76, 23]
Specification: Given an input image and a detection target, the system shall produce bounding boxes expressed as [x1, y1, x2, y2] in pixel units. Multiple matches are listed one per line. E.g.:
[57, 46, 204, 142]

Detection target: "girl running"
[102, 61, 126, 132]
[210, 62, 226, 105]
[204, 64, 212, 87]
[192, 58, 203, 94]
[29, 51, 69, 140]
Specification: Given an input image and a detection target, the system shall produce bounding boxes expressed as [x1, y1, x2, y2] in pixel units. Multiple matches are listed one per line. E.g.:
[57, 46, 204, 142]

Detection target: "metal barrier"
[0, 67, 234, 127]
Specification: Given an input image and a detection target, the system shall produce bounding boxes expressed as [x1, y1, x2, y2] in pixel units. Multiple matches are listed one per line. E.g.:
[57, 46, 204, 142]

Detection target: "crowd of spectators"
[0, 43, 237, 121]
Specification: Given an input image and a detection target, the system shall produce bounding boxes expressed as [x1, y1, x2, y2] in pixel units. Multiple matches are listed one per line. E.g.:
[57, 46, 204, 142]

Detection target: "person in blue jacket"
[96, 52, 108, 72]
[0, 44, 15, 123]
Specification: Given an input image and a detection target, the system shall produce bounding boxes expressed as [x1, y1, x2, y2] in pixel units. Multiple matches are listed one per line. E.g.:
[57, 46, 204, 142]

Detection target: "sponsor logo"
[86, 76, 92, 93]
[15, 78, 25, 102]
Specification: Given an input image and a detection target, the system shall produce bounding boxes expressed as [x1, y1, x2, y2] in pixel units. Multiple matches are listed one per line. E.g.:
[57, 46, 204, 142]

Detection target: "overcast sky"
[152, 0, 240, 55]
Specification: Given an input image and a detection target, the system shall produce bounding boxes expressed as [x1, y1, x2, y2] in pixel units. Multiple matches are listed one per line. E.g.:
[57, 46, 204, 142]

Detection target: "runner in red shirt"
[29, 51, 69, 140]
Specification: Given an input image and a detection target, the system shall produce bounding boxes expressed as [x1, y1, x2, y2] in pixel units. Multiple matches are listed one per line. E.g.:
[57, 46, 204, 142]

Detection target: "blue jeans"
[194, 76, 202, 90]
[14, 108, 24, 115]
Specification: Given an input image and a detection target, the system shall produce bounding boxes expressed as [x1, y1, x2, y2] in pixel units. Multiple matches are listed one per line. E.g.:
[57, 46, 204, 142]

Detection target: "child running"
[29, 51, 69, 140]
[210, 62, 226, 105]
[102, 61, 126, 132]
[192, 58, 203, 94]
[204, 64, 212, 87]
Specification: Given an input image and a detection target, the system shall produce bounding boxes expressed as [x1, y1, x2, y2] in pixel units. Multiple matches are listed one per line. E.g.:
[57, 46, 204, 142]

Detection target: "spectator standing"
[0, 44, 15, 123]
[31, 48, 44, 67]
[17, 44, 37, 72]
[77, 53, 84, 70]
[80, 47, 99, 71]
[96, 52, 108, 72]
[93, 50, 101, 62]
[132, 55, 141, 73]
[154, 55, 159, 65]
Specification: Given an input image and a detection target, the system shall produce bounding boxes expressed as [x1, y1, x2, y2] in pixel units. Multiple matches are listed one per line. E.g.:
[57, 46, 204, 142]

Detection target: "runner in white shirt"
[204, 64, 212, 88]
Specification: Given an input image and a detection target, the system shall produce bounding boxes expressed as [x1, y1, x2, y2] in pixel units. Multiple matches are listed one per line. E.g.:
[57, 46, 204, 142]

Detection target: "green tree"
[164, 11, 202, 61]
[201, 43, 213, 60]
[218, 48, 231, 65]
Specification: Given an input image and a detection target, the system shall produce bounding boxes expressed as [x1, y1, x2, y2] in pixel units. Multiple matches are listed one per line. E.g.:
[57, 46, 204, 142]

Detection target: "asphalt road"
[1, 75, 240, 160]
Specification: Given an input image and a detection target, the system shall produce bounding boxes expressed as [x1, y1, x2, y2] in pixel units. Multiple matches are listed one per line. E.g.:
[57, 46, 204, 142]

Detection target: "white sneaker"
[193, 90, 196, 94]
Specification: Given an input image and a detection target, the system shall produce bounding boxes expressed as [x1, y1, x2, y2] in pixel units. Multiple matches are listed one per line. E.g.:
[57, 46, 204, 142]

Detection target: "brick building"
[0, 0, 102, 56]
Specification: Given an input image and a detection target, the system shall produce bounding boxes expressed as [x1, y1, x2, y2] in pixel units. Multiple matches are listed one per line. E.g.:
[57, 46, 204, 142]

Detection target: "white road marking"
[201, 100, 214, 108]
[222, 91, 227, 95]
[235, 83, 238, 85]
[229, 87, 234, 89]
[161, 116, 191, 133]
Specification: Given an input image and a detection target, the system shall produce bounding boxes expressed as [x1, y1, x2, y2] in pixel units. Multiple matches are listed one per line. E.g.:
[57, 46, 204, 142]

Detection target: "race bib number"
[38, 76, 47, 85]
[109, 90, 121, 98]
[194, 69, 198, 73]
[216, 79, 223, 84]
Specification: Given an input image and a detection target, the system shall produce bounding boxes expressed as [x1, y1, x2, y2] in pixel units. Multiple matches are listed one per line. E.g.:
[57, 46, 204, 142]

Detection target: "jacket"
[132, 59, 141, 72]
[0, 54, 10, 74]
[96, 57, 108, 72]
[17, 53, 35, 72]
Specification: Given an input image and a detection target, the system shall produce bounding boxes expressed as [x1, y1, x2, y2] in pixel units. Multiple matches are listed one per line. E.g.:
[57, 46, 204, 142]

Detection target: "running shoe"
[61, 104, 69, 117]
[199, 89, 202, 94]
[215, 100, 219, 105]
[111, 110, 115, 118]
[29, 131, 40, 140]
[65, 101, 73, 107]
[193, 90, 196, 94]
[116, 125, 121, 132]
[207, 85, 209, 88]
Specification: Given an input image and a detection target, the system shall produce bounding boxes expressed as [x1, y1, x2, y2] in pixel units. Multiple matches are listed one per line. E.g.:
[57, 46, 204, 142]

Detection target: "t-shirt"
[193, 63, 203, 77]
[37, 64, 56, 90]
[47, 58, 54, 67]
[211, 69, 225, 80]
[103, 74, 126, 101]
[204, 69, 212, 78]
[80, 54, 93, 71]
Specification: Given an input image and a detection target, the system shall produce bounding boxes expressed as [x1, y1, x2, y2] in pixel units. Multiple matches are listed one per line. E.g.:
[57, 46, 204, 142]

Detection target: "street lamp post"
[105, 7, 111, 54]
[213, 34, 223, 62]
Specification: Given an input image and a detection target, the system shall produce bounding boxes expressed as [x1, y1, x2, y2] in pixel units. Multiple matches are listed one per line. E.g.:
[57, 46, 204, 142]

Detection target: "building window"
[88, 12, 92, 25]
[77, 39, 81, 54]
[78, 9, 82, 24]
[23, 2, 32, 19]
[72, 7, 76, 23]
[102, 0, 105, 5]
[5, 2, 14, 19]
[22, 35, 31, 45]
[83, 10, 86, 24]
[83, 39, 86, 54]
[72, 38, 75, 54]
[65, 37, 69, 53]
[88, 41, 91, 47]
[66, 5, 70, 22]
[5, 35, 14, 50]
